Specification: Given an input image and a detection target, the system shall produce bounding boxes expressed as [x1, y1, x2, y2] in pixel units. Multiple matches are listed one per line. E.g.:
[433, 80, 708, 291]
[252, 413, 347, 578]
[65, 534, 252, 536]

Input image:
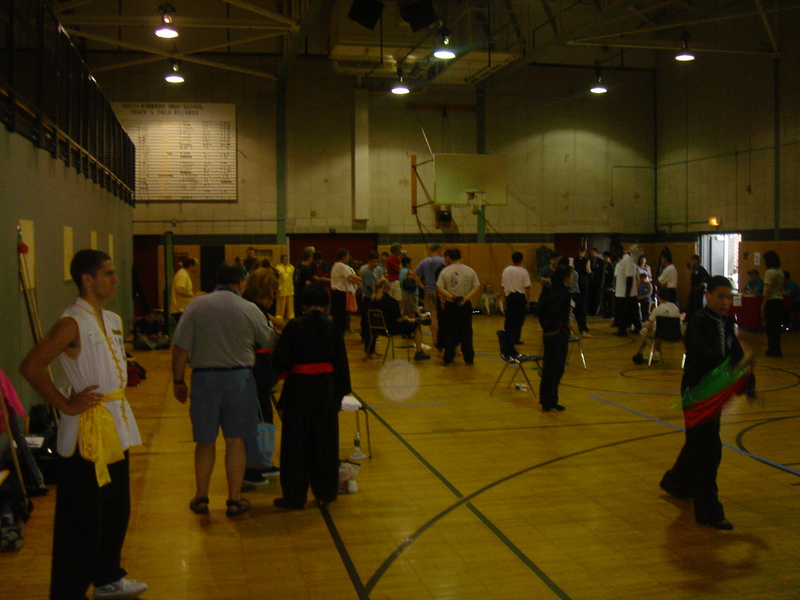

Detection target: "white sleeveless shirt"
[56, 298, 142, 457]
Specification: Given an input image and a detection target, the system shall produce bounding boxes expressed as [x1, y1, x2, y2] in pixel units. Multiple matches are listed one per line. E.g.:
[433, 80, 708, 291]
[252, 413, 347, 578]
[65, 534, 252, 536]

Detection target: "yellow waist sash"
[78, 389, 126, 487]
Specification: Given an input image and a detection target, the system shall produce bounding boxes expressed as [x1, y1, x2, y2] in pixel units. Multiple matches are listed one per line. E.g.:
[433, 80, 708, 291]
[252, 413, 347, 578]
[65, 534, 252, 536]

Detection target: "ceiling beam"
[52, 0, 102, 14]
[753, 0, 779, 54]
[277, 0, 334, 81]
[90, 32, 285, 73]
[575, 3, 800, 42]
[65, 28, 277, 79]
[57, 15, 294, 31]
[567, 39, 777, 57]
[480, 0, 643, 88]
[221, 0, 297, 27]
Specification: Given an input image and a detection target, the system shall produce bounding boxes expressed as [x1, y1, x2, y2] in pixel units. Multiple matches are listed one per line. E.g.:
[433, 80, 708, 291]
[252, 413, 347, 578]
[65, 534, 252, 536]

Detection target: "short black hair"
[366, 251, 379, 261]
[691, 254, 701, 261]
[401, 255, 412, 267]
[763, 250, 780, 269]
[70, 249, 111, 292]
[181, 257, 197, 269]
[707, 275, 732, 293]
[553, 265, 572, 284]
[336, 248, 349, 260]
[446, 248, 461, 261]
[656, 286, 677, 303]
[301, 284, 329, 308]
[549, 251, 563, 261]
[511, 251, 523, 264]
[299, 250, 312, 261]
[216, 262, 247, 286]
[312, 252, 322, 261]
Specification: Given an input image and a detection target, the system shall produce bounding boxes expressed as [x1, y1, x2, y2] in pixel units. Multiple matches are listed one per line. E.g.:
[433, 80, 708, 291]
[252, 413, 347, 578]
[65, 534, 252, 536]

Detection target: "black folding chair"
[368, 309, 413, 363]
[490, 330, 543, 398]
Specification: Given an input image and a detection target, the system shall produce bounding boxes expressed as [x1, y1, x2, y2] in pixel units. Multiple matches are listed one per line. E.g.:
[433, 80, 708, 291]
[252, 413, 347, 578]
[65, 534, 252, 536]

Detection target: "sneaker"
[243, 469, 269, 485]
[414, 351, 431, 361]
[261, 466, 280, 477]
[94, 577, 148, 599]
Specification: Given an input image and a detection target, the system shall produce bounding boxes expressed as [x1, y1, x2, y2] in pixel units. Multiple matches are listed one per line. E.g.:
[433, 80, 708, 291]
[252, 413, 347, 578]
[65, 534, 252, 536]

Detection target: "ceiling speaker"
[348, 0, 385, 31]
[399, 0, 439, 33]
[436, 210, 452, 223]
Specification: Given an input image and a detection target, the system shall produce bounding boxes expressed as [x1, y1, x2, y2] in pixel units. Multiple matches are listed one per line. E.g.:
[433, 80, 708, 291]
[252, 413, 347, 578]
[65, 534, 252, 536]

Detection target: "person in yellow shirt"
[170, 257, 202, 324]
[275, 254, 295, 320]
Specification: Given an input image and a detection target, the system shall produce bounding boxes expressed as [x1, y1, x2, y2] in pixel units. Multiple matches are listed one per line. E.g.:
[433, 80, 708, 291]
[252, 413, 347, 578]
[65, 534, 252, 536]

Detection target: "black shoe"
[261, 466, 280, 477]
[273, 498, 305, 510]
[515, 340, 524, 345]
[414, 351, 431, 361]
[542, 405, 565, 412]
[612, 330, 628, 337]
[765, 351, 783, 357]
[632, 353, 644, 364]
[698, 518, 733, 530]
[243, 469, 269, 485]
[553, 404, 566, 411]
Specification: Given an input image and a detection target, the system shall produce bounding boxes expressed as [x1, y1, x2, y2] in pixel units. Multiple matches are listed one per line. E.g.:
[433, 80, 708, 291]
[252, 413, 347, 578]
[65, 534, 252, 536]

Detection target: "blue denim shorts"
[189, 369, 258, 443]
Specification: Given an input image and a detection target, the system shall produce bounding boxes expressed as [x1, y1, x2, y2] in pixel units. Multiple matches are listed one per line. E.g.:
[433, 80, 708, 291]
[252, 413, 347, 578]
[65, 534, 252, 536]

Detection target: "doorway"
[700, 233, 741, 290]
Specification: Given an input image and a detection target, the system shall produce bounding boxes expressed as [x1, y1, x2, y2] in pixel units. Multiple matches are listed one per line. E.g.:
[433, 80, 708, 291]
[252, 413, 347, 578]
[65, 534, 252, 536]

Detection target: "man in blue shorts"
[172, 263, 275, 517]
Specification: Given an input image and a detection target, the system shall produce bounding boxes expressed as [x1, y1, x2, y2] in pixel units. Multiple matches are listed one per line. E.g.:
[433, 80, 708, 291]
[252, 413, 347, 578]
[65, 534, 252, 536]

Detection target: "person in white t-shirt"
[632, 287, 684, 363]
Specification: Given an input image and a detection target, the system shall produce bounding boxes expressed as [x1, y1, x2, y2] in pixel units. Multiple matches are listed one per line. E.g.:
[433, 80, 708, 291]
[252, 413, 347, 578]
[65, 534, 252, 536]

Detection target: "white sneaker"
[94, 577, 148, 599]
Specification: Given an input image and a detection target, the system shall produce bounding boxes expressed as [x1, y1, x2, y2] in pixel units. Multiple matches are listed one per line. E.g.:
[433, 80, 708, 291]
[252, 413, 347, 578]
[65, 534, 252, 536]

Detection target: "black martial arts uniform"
[273, 310, 351, 507]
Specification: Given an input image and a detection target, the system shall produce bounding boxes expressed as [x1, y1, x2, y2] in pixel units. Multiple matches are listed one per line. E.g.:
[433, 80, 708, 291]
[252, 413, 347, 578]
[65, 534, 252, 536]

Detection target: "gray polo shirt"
[173, 287, 275, 368]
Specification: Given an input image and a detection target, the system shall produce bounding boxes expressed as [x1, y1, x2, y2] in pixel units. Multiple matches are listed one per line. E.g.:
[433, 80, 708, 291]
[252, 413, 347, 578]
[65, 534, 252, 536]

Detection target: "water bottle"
[354, 431, 361, 450]
[514, 383, 528, 392]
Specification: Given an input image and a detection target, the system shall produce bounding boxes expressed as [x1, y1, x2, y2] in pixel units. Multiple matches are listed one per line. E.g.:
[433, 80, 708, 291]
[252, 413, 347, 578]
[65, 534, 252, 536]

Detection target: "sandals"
[189, 495, 209, 515]
[225, 497, 251, 517]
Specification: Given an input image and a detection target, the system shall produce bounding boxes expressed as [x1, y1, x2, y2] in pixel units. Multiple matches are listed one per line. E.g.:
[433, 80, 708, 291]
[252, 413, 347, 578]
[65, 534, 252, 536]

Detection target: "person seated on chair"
[132, 311, 170, 350]
[633, 287, 683, 364]
[481, 283, 505, 316]
[742, 270, 764, 296]
[369, 279, 430, 361]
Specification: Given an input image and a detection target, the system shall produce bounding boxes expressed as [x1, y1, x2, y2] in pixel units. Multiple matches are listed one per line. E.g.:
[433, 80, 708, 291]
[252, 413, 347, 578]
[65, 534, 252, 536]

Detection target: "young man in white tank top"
[21, 249, 147, 600]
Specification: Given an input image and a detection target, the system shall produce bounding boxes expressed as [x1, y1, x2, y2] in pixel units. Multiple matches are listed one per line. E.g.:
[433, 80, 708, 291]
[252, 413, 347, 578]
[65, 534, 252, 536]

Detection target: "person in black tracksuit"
[537, 265, 573, 412]
[660, 276, 755, 530]
[272, 286, 351, 509]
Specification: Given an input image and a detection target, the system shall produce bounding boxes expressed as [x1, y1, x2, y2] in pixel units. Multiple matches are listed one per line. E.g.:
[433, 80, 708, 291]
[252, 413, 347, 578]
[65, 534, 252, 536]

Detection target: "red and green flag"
[681, 356, 751, 428]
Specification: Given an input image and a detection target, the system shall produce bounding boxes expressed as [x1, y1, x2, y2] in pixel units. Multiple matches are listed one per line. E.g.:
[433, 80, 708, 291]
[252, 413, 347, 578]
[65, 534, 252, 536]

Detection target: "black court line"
[318, 503, 370, 600]
[361, 426, 679, 598]
[734, 415, 800, 478]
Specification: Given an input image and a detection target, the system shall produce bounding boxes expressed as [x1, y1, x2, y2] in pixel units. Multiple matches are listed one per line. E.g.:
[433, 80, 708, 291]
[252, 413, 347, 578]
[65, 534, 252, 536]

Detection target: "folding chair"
[567, 335, 587, 369]
[490, 330, 543, 397]
[648, 316, 684, 366]
[368, 309, 413, 363]
[634, 316, 684, 367]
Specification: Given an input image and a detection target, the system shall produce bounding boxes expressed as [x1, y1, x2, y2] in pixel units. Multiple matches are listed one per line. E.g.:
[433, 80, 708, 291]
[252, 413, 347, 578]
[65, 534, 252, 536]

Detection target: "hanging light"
[675, 31, 695, 62]
[391, 68, 409, 95]
[590, 62, 607, 94]
[155, 3, 178, 39]
[165, 59, 184, 83]
[433, 26, 455, 60]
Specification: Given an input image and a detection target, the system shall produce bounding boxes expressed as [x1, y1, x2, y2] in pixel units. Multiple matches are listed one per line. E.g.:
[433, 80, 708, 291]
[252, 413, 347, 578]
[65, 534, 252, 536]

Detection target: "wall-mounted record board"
[113, 102, 237, 203]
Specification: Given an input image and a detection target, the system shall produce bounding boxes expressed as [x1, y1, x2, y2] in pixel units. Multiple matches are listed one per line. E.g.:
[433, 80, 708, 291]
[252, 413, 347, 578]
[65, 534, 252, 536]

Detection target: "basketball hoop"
[465, 190, 487, 214]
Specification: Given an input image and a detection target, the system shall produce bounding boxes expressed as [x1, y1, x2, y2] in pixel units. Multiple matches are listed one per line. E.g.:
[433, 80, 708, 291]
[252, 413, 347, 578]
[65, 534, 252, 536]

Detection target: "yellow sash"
[78, 389, 126, 487]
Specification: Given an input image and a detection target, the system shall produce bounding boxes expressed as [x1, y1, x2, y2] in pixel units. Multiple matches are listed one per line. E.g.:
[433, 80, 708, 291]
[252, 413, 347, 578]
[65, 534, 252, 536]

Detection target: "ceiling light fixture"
[155, 3, 178, 39]
[165, 59, 184, 83]
[590, 62, 607, 94]
[433, 26, 455, 60]
[675, 31, 695, 62]
[392, 68, 409, 95]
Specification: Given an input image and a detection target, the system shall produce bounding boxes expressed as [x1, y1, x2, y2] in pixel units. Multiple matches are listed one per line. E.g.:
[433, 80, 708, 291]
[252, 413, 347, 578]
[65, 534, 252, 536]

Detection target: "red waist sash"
[289, 362, 334, 375]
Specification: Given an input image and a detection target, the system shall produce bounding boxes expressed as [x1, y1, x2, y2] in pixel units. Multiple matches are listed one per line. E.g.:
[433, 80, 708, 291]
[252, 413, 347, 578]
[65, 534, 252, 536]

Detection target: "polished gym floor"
[2, 313, 798, 599]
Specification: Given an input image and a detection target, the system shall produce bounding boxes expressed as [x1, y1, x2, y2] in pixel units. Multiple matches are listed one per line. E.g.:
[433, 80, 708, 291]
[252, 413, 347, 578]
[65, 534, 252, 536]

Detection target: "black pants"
[504, 292, 527, 343]
[686, 287, 705, 317]
[661, 417, 725, 523]
[279, 386, 340, 506]
[330, 289, 347, 333]
[51, 452, 130, 600]
[443, 301, 474, 364]
[361, 297, 373, 353]
[764, 298, 783, 355]
[571, 292, 588, 333]
[539, 331, 569, 409]
[617, 296, 641, 333]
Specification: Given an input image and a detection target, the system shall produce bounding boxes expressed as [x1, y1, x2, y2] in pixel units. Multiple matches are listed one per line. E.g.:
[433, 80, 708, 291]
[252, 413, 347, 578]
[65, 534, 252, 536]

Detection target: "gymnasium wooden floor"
[2, 314, 799, 600]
